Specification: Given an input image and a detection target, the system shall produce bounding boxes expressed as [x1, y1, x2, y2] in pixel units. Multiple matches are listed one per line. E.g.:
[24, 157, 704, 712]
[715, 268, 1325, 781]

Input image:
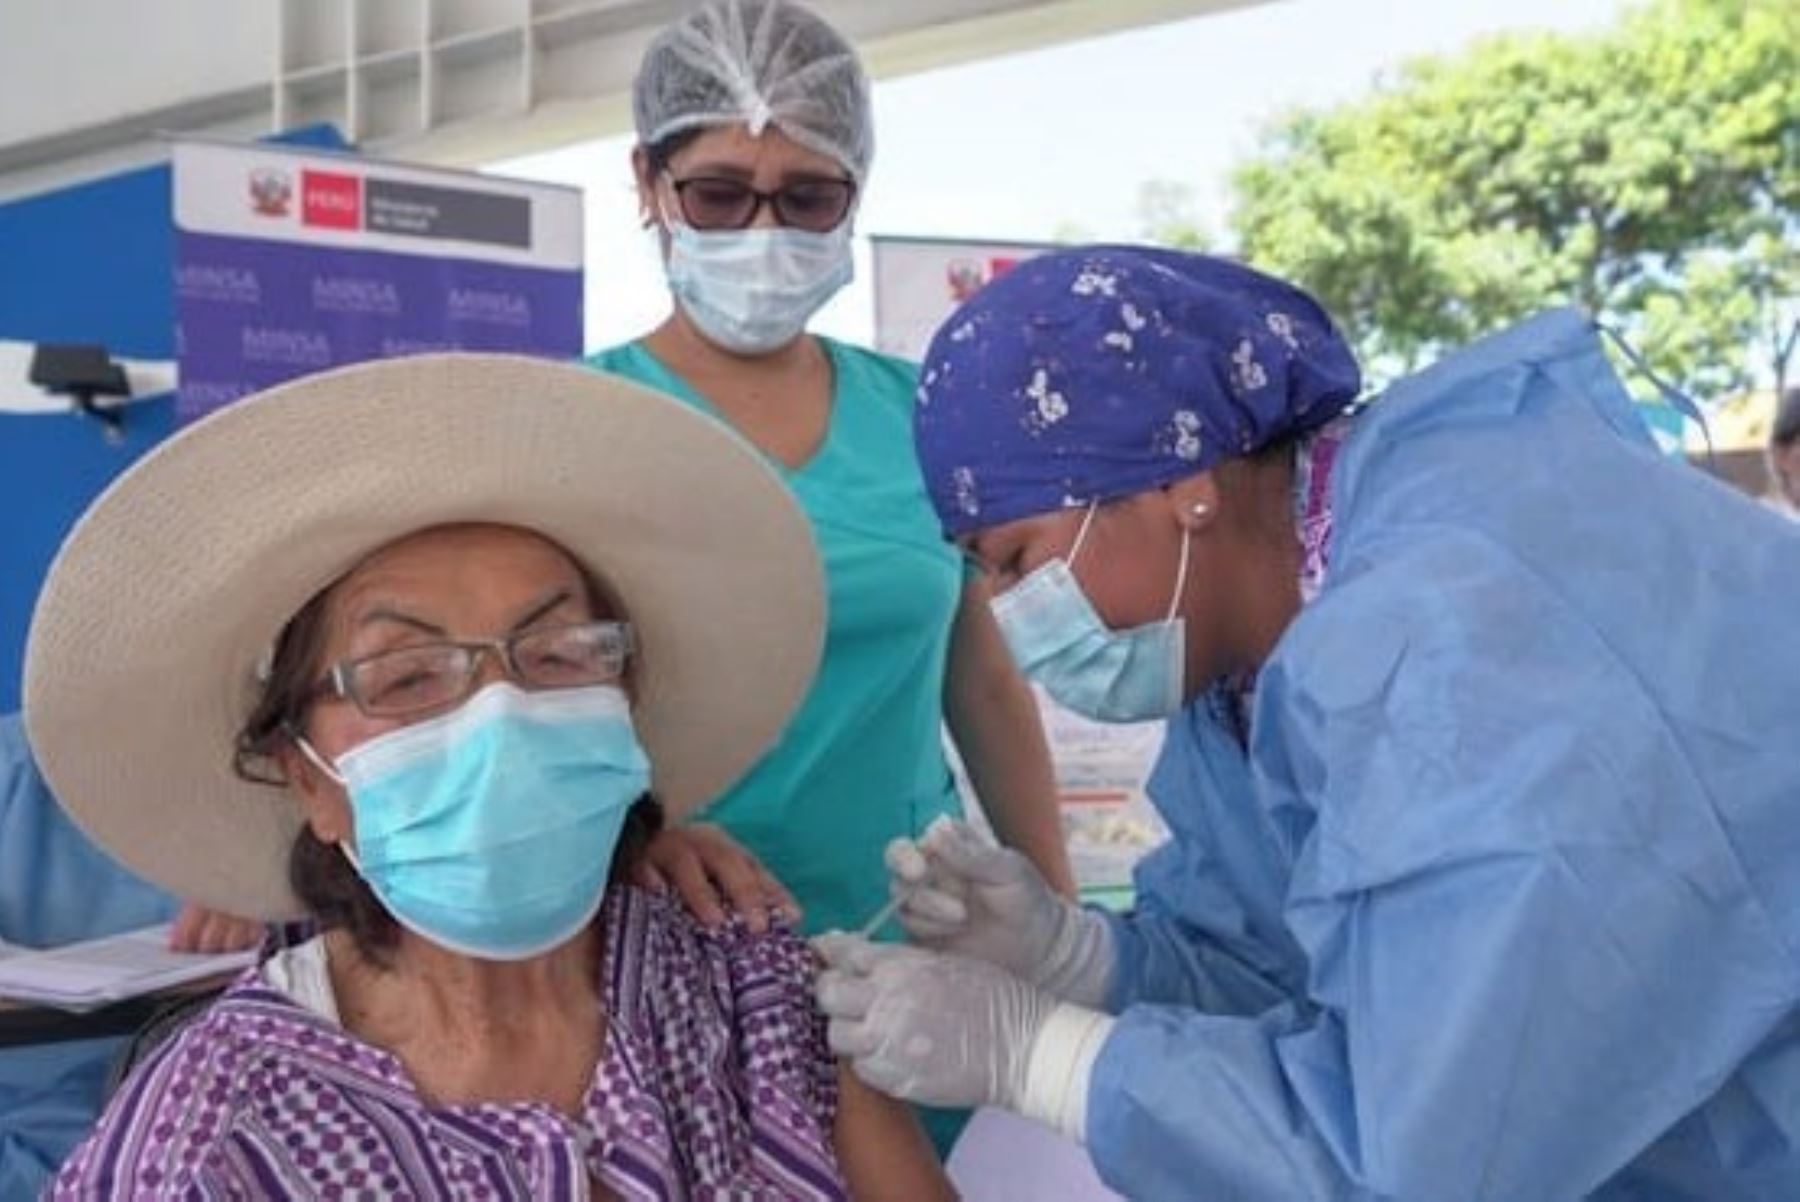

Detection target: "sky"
[490, 0, 1636, 352]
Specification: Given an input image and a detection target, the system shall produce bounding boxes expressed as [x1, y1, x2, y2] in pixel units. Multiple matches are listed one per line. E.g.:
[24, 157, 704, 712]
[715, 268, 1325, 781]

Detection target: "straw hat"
[23, 354, 824, 921]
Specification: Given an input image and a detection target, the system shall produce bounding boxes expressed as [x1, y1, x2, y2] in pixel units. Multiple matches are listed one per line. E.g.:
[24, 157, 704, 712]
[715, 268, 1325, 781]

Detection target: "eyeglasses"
[666, 173, 857, 232]
[313, 621, 634, 719]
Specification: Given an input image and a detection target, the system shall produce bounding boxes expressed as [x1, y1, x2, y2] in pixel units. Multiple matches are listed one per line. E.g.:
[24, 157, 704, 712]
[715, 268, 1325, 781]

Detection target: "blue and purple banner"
[174, 139, 582, 423]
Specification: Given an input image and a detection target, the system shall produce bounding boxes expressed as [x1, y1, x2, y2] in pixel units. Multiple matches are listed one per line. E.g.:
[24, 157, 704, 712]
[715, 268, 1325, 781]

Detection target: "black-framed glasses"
[666, 173, 857, 232]
[313, 621, 634, 719]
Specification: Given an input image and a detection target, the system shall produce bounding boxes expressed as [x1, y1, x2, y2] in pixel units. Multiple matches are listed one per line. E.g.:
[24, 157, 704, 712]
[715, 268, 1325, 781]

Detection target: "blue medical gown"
[0, 714, 175, 1200]
[1088, 310, 1800, 1201]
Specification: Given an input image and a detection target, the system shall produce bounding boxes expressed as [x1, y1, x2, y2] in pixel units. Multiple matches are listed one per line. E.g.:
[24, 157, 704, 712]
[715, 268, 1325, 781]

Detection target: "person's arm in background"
[165, 904, 262, 954]
[0, 715, 258, 955]
[943, 575, 1076, 897]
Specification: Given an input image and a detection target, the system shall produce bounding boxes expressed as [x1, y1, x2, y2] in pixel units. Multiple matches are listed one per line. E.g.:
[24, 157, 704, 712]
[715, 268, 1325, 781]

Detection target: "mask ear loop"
[1065, 501, 1100, 571]
[1165, 527, 1191, 624]
[282, 723, 362, 866]
[285, 723, 347, 789]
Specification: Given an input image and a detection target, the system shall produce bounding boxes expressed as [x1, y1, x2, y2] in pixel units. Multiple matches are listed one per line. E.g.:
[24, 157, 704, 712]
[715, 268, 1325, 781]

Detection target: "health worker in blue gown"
[816, 245, 1800, 1202]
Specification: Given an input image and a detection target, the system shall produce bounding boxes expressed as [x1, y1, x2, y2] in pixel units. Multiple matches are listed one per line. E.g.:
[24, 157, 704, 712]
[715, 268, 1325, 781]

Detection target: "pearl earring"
[1191, 503, 1211, 518]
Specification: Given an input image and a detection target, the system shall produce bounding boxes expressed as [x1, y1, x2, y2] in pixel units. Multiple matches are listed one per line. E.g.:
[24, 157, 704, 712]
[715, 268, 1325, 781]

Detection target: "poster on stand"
[869, 234, 1055, 362]
[173, 138, 582, 423]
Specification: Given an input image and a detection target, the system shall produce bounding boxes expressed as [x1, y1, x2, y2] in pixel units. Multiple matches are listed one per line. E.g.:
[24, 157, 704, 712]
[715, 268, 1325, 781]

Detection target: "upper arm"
[942, 574, 1006, 700]
[941, 577, 1074, 893]
[942, 574, 1046, 758]
[832, 1063, 955, 1202]
[711, 913, 953, 1199]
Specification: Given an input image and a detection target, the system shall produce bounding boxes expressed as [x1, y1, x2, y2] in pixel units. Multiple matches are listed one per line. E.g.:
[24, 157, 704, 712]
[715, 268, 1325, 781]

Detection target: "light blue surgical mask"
[297, 683, 649, 961]
[663, 211, 854, 355]
[990, 503, 1190, 723]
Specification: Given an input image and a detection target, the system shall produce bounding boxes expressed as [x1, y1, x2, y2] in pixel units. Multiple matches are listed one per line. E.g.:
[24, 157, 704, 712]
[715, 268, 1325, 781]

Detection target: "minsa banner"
[174, 139, 582, 423]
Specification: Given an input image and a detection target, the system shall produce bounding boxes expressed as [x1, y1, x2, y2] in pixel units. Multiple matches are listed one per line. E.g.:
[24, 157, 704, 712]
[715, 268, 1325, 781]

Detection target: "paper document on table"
[0, 924, 254, 1011]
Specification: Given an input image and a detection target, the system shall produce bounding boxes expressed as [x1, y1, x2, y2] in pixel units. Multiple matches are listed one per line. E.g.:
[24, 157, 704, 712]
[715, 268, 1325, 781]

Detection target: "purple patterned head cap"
[913, 245, 1362, 535]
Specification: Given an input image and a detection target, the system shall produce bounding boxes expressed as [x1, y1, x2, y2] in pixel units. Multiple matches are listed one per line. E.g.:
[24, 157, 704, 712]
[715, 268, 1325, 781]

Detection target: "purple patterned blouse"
[50, 888, 845, 1200]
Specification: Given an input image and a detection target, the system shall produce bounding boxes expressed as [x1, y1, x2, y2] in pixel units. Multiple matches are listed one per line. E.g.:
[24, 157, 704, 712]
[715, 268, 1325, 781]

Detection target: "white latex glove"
[815, 933, 1111, 1141]
[887, 817, 1115, 1008]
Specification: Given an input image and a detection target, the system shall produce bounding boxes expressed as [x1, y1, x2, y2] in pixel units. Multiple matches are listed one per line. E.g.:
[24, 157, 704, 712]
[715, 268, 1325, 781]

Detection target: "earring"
[1190, 503, 1211, 518]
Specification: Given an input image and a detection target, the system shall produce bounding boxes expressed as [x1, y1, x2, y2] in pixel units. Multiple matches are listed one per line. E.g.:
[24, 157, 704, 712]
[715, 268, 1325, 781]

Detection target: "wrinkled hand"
[815, 933, 1054, 1110]
[887, 818, 1113, 1006]
[634, 822, 800, 933]
[167, 905, 263, 954]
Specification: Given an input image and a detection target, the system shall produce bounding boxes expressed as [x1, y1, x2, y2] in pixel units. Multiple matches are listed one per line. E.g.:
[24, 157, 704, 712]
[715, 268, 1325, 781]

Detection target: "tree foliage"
[1220, 0, 1800, 396]
[1135, 180, 1213, 251]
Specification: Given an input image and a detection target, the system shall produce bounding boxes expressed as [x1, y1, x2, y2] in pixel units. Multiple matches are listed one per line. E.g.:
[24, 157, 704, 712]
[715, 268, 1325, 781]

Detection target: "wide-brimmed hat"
[23, 354, 824, 921]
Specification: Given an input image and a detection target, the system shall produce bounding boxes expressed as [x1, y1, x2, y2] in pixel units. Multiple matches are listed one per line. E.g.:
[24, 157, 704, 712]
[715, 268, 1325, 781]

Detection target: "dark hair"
[1775, 387, 1800, 449]
[643, 129, 706, 175]
[231, 538, 657, 967]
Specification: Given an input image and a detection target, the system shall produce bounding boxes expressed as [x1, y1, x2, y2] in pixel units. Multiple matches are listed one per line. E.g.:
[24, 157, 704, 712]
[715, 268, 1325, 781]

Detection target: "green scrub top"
[586, 337, 967, 937]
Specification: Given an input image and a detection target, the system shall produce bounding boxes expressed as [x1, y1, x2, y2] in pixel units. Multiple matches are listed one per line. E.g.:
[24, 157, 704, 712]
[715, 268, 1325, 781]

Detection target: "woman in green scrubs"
[587, 0, 1075, 939]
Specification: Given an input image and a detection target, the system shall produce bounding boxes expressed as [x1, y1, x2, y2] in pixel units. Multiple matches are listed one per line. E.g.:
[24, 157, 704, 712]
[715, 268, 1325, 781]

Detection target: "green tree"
[1135, 180, 1213, 251]
[1223, 0, 1800, 396]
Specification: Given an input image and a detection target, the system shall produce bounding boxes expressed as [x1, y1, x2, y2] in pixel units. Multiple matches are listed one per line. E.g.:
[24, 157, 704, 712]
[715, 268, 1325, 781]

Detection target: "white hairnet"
[633, 0, 874, 181]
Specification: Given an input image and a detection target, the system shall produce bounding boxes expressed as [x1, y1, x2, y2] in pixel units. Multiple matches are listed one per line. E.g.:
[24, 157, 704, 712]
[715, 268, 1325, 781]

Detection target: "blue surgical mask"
[298, 683, 649, 961]
[990, 503, 1190, 723]
[663, 212, 853, 355]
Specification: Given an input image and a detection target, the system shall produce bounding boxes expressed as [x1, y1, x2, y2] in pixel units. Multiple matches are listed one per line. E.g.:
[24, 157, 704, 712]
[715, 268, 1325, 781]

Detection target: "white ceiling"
[0, 0, 1268, 202]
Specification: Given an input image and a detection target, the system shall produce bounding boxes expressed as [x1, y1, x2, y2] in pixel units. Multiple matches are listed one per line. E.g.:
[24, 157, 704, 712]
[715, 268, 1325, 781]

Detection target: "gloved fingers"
[897, 917, 963, 943]
[851, 1054, 917, 1100]
[921, 813, 959, 843]
[827, 1017, 883, 1060]
[884, 836, 930, 886]
[865, 944, 946, 993]
[896, 885, 969, 938]
[921, 818, 1030, 886]
[815, 967, 877, 1019]
[811, 930, 883, 973]
[918, 816, 979, 860]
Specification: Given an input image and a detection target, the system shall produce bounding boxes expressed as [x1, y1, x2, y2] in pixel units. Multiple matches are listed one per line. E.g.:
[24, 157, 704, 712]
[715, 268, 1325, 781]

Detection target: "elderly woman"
[29, 356, 949, 1199]
[819, 247, 1800, 1200]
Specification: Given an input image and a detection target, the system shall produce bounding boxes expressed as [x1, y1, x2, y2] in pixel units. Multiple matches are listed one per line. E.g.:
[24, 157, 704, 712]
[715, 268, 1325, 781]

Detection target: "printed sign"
[950, 687, 1168, 894]
[1038, 697, 1170, 891]
[174, 139, 583, 423]
[869, 235, 1056, 362]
